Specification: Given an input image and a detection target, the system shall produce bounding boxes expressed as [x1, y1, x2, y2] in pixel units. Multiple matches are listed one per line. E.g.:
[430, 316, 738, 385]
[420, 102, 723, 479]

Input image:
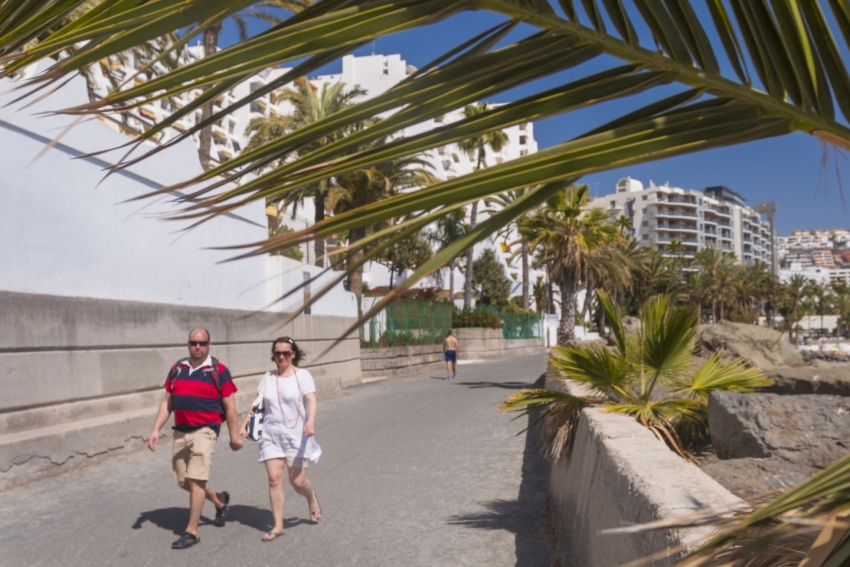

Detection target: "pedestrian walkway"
[0, 354, 551, 567]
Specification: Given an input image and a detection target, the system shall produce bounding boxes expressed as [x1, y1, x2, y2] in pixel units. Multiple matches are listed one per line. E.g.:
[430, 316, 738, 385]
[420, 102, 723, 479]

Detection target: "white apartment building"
[594, 178, 775, 268]
[83, 49, 541, 297]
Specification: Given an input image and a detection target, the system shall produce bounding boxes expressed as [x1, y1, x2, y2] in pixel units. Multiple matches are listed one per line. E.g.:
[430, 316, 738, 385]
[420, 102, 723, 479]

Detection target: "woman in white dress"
[239, 336, 322, 542]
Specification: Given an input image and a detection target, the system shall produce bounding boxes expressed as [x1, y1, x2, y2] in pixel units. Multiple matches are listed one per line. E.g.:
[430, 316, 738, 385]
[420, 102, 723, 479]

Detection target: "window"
[519, 135, 527, 145]
[442, 160, 452, 171]
[642, 208, 647, 214]
[642, 234, 648, 240]
[610, 200, 616, 208]
[383, 69, 389, 75]
[642, 195, 647, 201]
[452, 154, 460, 163]
[642, 221, 648, 227]
[519, 149, 528, 156]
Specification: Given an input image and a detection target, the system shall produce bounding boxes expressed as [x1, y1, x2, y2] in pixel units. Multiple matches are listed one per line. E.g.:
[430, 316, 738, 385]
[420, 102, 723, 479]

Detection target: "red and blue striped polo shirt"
[164, 356, 237, 434]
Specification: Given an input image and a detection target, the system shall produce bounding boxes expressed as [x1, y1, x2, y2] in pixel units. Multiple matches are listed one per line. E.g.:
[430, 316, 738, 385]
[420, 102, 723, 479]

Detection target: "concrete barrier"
[360, 328, 547, 377]
[360, 344, 445, 377]
[545, 370, 742, 566]
[0, 291, 360, 491]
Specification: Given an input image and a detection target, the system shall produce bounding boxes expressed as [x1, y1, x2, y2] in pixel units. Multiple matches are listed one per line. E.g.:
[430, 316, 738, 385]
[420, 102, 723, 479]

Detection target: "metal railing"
[476, 305, 545, 339]
[362, 300, 454, 347]
[361, 301, 544, 346]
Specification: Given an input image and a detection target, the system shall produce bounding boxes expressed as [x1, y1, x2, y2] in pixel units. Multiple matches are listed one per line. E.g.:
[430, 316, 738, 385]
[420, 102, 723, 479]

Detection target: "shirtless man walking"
[443, 330, 459, 380]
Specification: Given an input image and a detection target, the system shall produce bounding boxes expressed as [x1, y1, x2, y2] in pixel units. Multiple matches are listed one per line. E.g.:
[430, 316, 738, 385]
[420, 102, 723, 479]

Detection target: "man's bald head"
[188, 328, 211, 342]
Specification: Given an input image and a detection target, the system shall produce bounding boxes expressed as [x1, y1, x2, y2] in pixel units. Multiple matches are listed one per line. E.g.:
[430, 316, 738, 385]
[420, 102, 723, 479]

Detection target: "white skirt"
[257, 424, 321, 464]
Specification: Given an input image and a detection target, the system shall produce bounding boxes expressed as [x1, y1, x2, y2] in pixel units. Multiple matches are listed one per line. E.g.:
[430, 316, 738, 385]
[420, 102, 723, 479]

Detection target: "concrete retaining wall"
[546, 371, 742, 566]
[360, 327, 547, 377]
[0, 291, 360, 491]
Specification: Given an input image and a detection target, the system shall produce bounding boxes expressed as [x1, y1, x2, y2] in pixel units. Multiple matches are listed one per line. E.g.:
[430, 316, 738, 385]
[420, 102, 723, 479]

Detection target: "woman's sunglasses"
[273, 350, 294, 358]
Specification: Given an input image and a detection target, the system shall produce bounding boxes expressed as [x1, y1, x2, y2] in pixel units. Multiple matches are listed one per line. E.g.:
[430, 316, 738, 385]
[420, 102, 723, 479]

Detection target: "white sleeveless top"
[257, 369, 321, 463]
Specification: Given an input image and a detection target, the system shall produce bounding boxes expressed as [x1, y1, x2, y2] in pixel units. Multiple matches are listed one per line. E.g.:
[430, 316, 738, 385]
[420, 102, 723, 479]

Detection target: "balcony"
[703, 218, 717, 224]
[657, 196, 698, 206]
[710, 206, 732, 216]
[655, 209, 698, 218]
[655, 222, 698, 231]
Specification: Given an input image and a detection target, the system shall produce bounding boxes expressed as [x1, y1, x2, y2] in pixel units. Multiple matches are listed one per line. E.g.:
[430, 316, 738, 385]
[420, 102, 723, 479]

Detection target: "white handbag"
[247, 375, 269, 441]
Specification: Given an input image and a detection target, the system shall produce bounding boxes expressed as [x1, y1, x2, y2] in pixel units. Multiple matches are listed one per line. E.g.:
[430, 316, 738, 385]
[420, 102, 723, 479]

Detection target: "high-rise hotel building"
[593, 178, 776, 270]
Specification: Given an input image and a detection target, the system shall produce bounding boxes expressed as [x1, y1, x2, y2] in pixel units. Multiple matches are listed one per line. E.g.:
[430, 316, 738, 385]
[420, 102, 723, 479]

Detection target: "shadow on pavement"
[131, 505, 312, 535]
[455, 381, 537, 390]
[447, 372, 552, 567]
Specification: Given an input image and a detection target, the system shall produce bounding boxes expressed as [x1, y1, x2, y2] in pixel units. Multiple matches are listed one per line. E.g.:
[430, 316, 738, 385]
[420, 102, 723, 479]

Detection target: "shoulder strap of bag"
[168, 359, 188, 389]
[209, 357, 225, 418]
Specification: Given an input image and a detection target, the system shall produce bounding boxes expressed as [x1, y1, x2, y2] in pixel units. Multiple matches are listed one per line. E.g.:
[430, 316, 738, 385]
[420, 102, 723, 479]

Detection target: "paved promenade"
[0, 354, 551, 567]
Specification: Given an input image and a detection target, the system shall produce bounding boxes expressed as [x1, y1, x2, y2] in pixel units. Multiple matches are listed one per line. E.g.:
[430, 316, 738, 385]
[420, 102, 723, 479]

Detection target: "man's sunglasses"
[188, 341, 210, 347]
[273, 350, 294, 357]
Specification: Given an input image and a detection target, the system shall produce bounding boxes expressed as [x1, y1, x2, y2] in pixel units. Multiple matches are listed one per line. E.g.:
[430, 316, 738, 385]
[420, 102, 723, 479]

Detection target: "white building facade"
[83, 49, 540, 299]
[595, 178, 775, 267]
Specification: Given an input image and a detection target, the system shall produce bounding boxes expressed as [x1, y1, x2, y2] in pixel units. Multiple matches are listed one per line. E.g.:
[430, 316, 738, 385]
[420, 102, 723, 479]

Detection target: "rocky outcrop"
[700, 322, 804, 369]
[709, 391, 850, 469]
[763, 366, 850, 396]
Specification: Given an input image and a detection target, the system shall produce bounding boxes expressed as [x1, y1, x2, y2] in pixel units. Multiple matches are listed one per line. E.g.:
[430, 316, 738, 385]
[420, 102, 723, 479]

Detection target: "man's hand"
[147, 431, 159, 452]
[229, 437, 243, 451]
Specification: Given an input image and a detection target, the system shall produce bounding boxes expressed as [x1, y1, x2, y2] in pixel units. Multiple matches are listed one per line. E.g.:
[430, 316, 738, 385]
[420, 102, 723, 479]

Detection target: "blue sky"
[218, 8, 850, 236]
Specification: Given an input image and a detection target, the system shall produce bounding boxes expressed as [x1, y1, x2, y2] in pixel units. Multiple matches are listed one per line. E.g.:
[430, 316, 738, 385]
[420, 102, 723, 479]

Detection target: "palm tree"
[196, 0, 312, 171]
[682, 272, 712, 325]
[502, 292, 770, 461]
[780, 273, 809, 344]
[327, 152, 435, 320]
[520, 185, 617, 345]
[245, 79, 369, 266]
[630, 249, 678, 314]
[694, 246, 737, 322]
[456, 103, 508, 310]
[486, 188, 536, 310]
[425, 208, 467, 300]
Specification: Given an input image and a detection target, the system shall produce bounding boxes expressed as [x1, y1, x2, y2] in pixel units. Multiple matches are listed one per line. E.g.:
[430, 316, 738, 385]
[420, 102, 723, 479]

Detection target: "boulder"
[700, 321, 804, 369]
[763, 366, 850, 396]
[708, 391, 850, 470]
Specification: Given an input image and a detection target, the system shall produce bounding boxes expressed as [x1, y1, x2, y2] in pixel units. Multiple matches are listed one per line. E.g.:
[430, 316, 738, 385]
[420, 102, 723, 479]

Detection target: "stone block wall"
[360, 327, 546, 377]
[546, 370, 741, 566]
[0, 291, 360, 491]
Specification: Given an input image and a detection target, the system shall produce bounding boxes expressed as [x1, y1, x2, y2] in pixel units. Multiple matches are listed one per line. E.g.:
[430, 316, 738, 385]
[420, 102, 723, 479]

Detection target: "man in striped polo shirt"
[146, 328, 243, 550]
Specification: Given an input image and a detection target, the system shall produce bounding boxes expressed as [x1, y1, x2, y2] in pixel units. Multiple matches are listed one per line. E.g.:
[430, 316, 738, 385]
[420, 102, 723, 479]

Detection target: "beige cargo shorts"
[172, 428, 217, 483]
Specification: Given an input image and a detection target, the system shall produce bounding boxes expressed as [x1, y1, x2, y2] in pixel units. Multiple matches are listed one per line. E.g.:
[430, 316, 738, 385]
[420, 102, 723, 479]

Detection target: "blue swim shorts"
[444, 349, 457, 363]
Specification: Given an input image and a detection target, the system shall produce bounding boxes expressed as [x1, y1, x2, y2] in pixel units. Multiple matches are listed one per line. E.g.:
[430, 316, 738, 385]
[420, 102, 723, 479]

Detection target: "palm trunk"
[314, 186, 326, 268]
[558, 270, 578, 346]
[521, 241, 529, 310]
[198, 24, 222, 171]
[449, 259, 455, 302]
[347, 226, 366, 325]
[547, 268, 555, 314]
[463, 201, 478, 310]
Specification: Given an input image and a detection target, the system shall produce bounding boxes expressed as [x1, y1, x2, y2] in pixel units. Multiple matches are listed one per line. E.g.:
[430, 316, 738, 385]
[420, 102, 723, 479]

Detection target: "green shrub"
[451, 307, 502, 329]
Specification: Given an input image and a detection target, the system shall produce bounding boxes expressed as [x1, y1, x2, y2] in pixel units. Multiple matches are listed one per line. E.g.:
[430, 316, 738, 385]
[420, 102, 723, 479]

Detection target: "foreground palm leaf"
[501, 292, 770, 462]
[3, 0, 850, 336]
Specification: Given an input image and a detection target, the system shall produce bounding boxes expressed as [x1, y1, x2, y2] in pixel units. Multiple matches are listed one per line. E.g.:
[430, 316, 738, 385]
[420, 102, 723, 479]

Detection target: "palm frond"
[673, 352, 773, 399]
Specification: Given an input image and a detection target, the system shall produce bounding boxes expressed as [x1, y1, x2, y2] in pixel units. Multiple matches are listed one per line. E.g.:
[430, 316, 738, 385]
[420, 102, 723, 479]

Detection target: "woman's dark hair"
[270, 336, 306, 366]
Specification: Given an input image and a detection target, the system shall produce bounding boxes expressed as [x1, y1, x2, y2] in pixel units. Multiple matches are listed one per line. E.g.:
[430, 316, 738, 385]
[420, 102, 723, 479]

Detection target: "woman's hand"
[303, 422, 315, 437]
[238, 425, 248, 440]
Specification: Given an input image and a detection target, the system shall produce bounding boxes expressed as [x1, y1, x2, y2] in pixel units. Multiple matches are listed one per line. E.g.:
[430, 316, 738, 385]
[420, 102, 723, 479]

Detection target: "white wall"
[0, 66, 356, 317]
